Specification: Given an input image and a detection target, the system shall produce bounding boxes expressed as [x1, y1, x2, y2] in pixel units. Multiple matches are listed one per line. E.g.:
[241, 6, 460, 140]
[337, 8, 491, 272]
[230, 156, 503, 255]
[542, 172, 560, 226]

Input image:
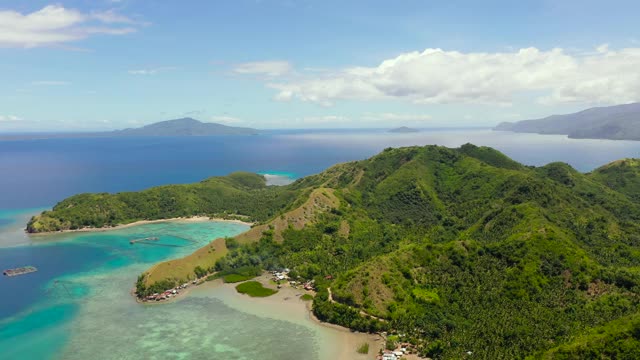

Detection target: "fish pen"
[3, 266, 38, 277]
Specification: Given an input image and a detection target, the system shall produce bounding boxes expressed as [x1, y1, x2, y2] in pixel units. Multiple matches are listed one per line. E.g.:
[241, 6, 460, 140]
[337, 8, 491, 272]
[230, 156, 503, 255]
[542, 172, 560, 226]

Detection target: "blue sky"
[1, 0, 640, 131]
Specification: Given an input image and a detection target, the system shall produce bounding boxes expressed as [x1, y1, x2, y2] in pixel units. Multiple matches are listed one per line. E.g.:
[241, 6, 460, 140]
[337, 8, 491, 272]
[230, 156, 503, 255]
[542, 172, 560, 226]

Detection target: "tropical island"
[388, 126, 420, 133]
[495, 102, 640, 141]
[110, 117, 259, 136]
[27, 144, 640, 358]
[0, 117, 259, 141]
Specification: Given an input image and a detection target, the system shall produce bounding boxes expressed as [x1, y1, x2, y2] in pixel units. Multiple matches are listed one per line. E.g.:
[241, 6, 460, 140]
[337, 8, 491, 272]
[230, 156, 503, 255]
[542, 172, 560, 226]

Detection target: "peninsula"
[495, 102, 640, 141]
[28, 144, 640, 358]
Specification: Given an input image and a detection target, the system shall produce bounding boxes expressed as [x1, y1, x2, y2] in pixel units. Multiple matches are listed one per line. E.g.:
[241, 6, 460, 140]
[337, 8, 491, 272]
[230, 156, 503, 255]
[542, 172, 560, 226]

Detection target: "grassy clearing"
[146, 238, 228, 285]
[356, 343, 369, 354]
[235, 281, 278, 297]
[300, 294, 314, 301]
[223, 274, 253, 283]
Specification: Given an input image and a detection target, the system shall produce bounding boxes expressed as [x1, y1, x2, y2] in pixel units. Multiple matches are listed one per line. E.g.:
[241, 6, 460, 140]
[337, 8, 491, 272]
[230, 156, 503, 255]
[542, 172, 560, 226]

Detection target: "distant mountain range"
[388, 126, 420, 133]
[111, 118, 259, 136]
[495, 102, 640, 141]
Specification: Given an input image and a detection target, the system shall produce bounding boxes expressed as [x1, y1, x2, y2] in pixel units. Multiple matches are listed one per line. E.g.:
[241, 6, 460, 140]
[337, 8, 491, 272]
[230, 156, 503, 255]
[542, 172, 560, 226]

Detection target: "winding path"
[327, 287, 387, 322]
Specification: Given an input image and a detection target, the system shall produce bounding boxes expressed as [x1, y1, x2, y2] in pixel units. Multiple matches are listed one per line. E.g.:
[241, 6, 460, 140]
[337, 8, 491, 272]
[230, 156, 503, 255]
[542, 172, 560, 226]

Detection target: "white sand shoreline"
[27, 216, 254, 236]
[26, 215, 381, 358]
[186, 273, 384, 359]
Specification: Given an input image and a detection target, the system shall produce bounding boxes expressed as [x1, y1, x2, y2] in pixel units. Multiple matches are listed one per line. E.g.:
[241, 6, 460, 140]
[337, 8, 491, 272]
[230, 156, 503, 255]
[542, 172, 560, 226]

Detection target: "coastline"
[27, 216, 254, 236]
[187, 273, 384, 359]
[23, 214, 383, 358]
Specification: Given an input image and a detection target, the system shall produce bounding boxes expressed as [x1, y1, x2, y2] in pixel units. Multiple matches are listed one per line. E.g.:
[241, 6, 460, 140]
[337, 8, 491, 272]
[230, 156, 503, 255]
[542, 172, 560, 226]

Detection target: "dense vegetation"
[35, 144, 640, 358]
[235, 281, 278, 297]
[215, 265, 262, 283]
[27, 172, 299, 232]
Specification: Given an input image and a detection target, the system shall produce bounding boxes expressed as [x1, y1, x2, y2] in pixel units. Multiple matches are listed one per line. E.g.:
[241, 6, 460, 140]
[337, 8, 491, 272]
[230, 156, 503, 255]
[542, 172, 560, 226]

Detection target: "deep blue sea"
[2, 129, 640, 211]
[1, 129, 640, 359]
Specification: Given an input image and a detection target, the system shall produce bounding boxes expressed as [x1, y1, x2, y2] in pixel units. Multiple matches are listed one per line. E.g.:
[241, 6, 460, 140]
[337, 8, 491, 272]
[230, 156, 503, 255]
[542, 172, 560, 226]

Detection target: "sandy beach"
[27, 216, 254, 236]
[26, 216, 384, 358]
[187, 273, 385, 360]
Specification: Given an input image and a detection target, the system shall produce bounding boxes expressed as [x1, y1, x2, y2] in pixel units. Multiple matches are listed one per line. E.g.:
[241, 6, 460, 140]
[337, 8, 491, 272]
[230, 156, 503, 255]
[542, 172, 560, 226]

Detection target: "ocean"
[3, 129, 640, 211]
[1, 129, 640, 359]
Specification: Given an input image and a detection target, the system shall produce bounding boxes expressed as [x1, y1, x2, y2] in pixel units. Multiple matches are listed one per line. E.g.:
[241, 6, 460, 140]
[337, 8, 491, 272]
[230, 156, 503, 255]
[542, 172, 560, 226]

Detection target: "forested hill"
[26, 172, 299, 233]
[28, 144, 640, 358]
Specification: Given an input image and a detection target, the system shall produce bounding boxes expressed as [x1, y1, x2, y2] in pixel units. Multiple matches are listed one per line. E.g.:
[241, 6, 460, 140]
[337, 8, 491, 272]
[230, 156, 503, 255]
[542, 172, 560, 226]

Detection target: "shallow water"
[55, 268, 318, 360]
[0, 219, 336, 360]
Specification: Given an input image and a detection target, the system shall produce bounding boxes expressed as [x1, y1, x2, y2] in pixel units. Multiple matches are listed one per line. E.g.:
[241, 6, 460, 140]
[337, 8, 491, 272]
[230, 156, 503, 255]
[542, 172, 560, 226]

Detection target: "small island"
[388, 126, 420, 133]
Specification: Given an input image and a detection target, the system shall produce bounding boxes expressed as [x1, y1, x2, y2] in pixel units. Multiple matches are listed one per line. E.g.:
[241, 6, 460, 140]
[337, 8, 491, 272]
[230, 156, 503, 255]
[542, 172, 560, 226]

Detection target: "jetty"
[3, 266, 38, 277]
[129, 237, 159, 245]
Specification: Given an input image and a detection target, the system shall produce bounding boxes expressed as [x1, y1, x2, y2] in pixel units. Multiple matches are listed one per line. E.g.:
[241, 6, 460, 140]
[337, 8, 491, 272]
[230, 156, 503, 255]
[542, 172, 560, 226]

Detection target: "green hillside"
[30, 144, 640, 358]
[27, 172, 299, 233]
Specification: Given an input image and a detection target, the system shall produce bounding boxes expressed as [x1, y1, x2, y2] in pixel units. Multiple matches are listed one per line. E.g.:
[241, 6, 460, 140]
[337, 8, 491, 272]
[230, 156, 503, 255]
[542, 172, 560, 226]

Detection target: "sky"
[1, 0, 640, 131]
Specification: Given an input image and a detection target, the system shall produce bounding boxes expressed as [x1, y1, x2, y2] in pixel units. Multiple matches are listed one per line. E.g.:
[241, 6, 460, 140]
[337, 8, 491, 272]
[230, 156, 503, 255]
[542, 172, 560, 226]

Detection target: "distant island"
[495, 102, 640, 141]
[388, 126, 420, 133]
[0, 118, 259, 141]
[110, 118, 259, 136]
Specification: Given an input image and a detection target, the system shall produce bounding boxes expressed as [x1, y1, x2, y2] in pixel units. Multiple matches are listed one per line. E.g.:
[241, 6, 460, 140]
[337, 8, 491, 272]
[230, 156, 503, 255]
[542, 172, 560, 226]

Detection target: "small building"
[382, 352, 398, 360]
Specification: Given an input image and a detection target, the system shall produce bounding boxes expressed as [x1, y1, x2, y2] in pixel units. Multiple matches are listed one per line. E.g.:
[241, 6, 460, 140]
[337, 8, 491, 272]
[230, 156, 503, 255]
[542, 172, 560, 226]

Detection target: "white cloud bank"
[268, 46, 640, 106]
[0, 115, 22, 122]
[210, 115, 243, 125]
[31, 80, 70, 86]
[284, 113, 432, 127]
[233, 61, 292, 77]
[0, 5, 139, 48]
[128, 67, 177, 75]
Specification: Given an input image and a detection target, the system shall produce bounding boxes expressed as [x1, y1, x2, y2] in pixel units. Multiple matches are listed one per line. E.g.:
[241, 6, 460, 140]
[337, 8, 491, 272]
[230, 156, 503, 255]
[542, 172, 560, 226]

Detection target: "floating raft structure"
[3, 266, 38, 277]
[129, 237, 159, 245]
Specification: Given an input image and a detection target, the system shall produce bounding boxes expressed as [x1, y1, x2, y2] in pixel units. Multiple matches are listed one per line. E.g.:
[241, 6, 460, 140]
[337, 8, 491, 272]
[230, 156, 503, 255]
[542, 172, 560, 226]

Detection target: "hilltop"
[28, 144, 640, 358]
[495, 102, 640, 140]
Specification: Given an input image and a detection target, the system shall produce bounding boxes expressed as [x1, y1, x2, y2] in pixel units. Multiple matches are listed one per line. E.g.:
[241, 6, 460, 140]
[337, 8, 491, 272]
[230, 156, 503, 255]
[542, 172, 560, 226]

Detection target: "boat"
[3, 266, 38, 277]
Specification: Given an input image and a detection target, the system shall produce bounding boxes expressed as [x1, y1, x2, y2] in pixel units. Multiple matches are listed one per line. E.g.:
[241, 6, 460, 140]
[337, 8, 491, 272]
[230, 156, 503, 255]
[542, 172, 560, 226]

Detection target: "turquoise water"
[0, 218, 326, 359]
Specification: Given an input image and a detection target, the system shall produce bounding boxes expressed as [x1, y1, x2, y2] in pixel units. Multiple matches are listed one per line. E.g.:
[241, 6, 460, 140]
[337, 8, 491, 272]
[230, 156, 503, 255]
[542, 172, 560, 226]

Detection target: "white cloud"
[270, 46, 640, 106]
[31, 80, 70, 85]
[210, 115, 243, 125]
[90, 10, 136, 24]
[361, 112, 432, 122]
[0, 5, 139, 48]
[284, 113, 431, 127]
[233, 61, 292, 77]
[128, 66, 176, 75]
[0, 115, 22, 122]
[298, 115, 350, 125]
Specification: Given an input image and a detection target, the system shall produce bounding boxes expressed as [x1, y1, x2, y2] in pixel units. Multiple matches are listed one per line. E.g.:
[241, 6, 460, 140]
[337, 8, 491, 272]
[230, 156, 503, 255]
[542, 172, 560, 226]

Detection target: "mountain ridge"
[495, 102, 640, 140]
